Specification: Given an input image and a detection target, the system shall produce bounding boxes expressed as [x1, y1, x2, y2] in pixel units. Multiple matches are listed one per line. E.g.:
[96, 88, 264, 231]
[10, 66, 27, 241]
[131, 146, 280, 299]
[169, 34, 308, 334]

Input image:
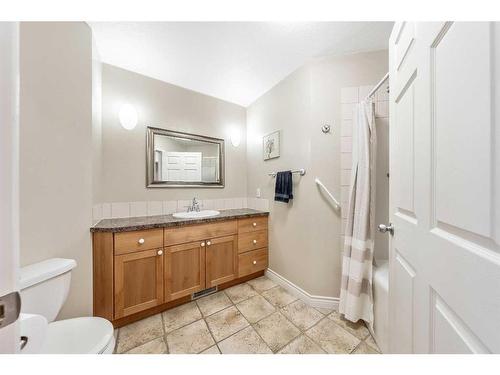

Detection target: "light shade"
[119, 104, 138, 130]
[230, 129, 241, 147]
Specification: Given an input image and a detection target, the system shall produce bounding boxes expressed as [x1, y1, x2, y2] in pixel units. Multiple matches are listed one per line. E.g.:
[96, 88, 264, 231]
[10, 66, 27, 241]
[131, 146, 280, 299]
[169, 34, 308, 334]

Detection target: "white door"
[388, 22, 500, 353]
[0, 22, 20, 354]
[165, 152, 202, 182]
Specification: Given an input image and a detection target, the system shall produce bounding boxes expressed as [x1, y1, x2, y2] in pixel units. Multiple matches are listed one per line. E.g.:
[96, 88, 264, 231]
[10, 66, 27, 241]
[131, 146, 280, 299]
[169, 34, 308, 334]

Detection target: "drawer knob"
[157, 250, 163, 256]
[207, 241, 211, 246]
[253, 239, 257, 244]
[138, 238, 145, 244]
[253, 260, 257, 265]
[252, 222, 257, 227]
[201, 242, 205, 247]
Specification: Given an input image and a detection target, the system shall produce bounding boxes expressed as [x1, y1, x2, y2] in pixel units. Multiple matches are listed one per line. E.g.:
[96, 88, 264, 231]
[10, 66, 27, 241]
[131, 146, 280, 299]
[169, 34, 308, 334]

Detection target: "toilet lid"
[42, 317, 114, 354]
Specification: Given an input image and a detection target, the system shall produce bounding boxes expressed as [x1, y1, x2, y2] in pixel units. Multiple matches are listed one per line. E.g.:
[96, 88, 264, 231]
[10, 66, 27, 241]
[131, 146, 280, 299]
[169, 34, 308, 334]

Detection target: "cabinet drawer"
[238, 248, 268, 277]
[164, 220, 237, 246]
[238, 230, 268, 253]
[238, 217, 268, 234]
[114, 229, 164, 255]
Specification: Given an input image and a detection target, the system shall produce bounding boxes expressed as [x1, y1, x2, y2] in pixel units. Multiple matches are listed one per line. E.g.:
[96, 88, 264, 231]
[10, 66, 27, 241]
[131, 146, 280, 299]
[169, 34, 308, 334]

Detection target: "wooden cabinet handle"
[206, 241, 211, 246]
[252, 222, 257, 227]
[201, 242, 205, 247]
[157, 250, 163, 256]
[253, 239, 257, 244]
[253, 260, 257, 265]
[138, 238, 145, 244]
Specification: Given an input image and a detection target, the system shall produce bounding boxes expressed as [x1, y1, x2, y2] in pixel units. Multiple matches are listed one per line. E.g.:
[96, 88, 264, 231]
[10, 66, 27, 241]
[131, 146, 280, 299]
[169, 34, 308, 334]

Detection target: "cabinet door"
[205, 235, 238, 288]
[114, 248, 164, 319]
[165, 241, 206, 301]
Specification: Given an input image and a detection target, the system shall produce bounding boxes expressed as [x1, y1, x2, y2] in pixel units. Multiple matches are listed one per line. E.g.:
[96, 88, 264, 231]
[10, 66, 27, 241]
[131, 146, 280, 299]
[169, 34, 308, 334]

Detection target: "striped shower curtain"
[339, 100, 377, 324]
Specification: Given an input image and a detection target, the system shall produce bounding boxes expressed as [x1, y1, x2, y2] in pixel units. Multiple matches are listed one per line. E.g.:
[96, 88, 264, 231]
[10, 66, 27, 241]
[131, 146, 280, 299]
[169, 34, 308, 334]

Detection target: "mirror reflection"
[147, 127, 224, 188]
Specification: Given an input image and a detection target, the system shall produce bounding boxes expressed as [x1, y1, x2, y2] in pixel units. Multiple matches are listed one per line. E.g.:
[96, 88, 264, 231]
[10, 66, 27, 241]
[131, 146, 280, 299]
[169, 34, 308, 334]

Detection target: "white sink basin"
[173, 210, 220, 219]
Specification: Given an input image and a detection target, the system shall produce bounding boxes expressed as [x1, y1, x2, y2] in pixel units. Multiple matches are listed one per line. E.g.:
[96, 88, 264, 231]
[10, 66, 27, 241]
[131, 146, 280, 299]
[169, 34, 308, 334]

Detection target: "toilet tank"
[20, 258, 77, 322]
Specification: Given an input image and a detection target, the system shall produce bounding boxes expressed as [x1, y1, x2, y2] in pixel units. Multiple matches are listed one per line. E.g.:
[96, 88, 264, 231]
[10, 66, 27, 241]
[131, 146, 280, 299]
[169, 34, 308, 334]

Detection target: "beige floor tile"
[236, 295, 275, 323]
[278, 335, 326, 354]
[196, 292, 232, 317]
[162, 301, 202, 333]
[253, 312, 301, 352]
[246, 276, 277, 293]
[200, 345, 221, 354]
[327, 311, 370, 340]
[116, 314, 164, 353]
[351, 341, 380, 354]
[306, 318, 360, 354]
[123, 337, 167, 354]
[261, 286, 297, 308]
[281, 300, 324, 330]
[224, 283, 258, 304]
[364, 335, 381, 352]
[167, 319, 215, 354]
[218, 326, 272, 354]
[205, 306, 249, 342]
[315, 307, 334, 315]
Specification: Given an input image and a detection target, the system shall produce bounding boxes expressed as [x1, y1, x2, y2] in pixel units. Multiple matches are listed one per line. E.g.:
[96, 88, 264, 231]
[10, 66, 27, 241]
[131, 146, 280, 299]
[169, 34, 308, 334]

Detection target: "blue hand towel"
[274, 171, 293, 203]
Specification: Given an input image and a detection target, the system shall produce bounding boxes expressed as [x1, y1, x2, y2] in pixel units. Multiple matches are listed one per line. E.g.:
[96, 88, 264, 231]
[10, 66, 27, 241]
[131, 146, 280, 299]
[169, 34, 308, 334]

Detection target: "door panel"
[206, 235, 238, 287]
[394, 74, 417, 217]
[432, 22, 492, 236]
[114, 249, 164, 319]
[389, 21, 500, 354]
[165, 241, 206, 301]
[391, 250, 415, 354]
[430, 290, 489, 353]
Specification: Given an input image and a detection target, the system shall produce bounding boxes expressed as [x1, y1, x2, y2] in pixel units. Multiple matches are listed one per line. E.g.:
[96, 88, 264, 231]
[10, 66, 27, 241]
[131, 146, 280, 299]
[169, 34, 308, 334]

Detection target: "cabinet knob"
[253, 239, 257, 244]
[253, 260, 257, 265]
[138, 238, 145, 244]
[157, 250, 163, 256]
[252, 222, 257, 227]
[206, 241, 211, 246]
[201, 242, 205, 247]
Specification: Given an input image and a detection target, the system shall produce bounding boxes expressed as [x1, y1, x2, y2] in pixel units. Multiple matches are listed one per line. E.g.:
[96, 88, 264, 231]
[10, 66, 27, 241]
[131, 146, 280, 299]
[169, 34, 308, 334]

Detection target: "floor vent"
[192, 286, 217, 300]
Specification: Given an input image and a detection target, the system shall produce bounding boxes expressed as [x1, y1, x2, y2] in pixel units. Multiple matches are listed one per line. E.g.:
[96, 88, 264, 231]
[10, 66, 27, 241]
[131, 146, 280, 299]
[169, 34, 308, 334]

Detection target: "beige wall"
[246, 50, 388, 298]
[98, 64, 247, 203]
[19, 22, 93, 318]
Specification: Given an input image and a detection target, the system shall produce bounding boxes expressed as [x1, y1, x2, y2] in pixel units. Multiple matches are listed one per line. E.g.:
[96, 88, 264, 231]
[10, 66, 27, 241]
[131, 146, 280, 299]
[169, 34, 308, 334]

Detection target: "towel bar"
[268, 168, 305, 177]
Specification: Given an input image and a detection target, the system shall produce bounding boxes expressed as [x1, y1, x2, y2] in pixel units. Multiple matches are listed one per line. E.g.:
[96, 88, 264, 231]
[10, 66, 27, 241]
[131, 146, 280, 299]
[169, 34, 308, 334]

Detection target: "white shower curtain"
[339, 100, 377, 324]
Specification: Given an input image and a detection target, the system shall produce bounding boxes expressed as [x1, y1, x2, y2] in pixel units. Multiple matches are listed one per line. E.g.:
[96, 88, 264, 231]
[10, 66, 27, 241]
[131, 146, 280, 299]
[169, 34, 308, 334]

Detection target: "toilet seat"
[41, 317, 115, 354]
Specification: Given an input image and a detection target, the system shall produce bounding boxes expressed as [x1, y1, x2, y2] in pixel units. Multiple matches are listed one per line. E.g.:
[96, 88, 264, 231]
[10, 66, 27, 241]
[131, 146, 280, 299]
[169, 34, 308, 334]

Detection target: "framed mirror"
[146, 127, 225, 188]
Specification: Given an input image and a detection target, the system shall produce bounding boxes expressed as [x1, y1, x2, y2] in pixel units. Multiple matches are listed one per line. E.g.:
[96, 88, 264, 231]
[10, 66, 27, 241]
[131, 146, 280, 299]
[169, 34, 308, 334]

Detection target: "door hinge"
[0, 291, 21, 329]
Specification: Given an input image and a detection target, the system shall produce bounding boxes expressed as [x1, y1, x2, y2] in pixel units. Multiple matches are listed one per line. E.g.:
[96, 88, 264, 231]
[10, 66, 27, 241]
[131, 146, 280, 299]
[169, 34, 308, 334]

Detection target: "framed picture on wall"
[263, 130, 280, 160]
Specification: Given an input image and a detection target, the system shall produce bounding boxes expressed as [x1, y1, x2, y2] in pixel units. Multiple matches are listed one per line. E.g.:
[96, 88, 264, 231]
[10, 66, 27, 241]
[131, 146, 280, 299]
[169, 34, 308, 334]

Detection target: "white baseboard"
[265, 268, 339, 311]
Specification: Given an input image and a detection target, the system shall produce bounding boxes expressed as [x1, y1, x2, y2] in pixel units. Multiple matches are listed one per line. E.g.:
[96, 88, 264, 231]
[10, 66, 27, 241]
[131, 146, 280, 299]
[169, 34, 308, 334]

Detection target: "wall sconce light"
[119, 104, 138, 130]
[230, 129, 241, 147]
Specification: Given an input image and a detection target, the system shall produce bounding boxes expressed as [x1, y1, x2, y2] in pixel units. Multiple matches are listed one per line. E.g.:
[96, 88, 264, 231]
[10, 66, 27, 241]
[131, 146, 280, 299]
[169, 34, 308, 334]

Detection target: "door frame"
[0, 22, 20, 354]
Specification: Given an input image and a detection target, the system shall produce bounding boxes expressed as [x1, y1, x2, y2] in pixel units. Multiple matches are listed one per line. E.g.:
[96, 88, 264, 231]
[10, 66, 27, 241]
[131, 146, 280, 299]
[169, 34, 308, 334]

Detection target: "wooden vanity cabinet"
[205, 235, 238, 287]
[164, 241, 206, 301]
[92, 214, 268, 326]
[114, 248, 164, 319]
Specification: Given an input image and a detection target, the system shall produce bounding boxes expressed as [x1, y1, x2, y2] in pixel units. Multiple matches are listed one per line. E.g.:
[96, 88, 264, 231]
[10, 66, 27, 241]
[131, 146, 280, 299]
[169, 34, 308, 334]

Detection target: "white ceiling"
[89, 22, 393, 107]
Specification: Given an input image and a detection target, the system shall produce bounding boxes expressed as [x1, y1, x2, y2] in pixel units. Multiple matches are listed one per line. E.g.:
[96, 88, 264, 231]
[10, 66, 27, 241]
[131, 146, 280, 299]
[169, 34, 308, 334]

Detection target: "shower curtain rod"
[365, 72, 389, 101]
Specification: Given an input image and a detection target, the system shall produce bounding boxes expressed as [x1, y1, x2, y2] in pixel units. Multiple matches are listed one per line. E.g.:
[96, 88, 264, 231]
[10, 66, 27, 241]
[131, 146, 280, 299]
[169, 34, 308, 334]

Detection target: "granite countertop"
[90, 208, 269, 233]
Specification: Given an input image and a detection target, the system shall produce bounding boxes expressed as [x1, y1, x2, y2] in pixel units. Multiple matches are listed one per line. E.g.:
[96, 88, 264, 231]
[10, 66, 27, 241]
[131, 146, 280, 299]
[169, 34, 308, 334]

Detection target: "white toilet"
[19, 258, 115, 354]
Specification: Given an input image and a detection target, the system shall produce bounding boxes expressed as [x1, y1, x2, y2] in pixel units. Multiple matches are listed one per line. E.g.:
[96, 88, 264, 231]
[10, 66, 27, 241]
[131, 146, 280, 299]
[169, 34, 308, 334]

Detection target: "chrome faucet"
[187, 197, 201, 212]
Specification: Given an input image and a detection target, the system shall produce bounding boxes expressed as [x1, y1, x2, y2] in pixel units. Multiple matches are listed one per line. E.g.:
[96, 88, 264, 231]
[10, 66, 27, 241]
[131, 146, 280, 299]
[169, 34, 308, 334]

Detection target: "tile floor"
[115, 276, 380, 354]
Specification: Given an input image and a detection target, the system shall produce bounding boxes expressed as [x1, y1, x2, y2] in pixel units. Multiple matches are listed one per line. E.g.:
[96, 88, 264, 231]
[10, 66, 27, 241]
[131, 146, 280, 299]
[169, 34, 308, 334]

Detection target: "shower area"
[340, 75, 390, 353]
